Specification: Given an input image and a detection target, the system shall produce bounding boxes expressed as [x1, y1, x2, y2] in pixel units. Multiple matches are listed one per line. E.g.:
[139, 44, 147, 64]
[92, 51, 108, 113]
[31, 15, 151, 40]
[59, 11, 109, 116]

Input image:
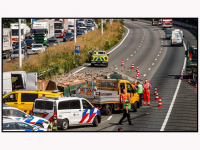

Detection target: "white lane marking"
[127, 58, 129, 60]
[155, 58, 157, 60]
[158, 55, 159, 56]
[107, 116, 113, 120]
[160, 41, 187, 131]
[73, 25, 130, 74]
[161, 48, 162, 50]
[137, 48, 139, 50]
[152, 63, 154, 65]
[162, 41, 163, 42]
[139, 46, 141, 47]
[116, 68, 118, 70]
[134, 51, 136, 53]
[131, 54, 133, 56]
[160, 51, 161, 53]
[143, 74, 146, 77]
[140, 44, 142, 45]
[148, 68, 151, 70]
[141, 41, 143, 42]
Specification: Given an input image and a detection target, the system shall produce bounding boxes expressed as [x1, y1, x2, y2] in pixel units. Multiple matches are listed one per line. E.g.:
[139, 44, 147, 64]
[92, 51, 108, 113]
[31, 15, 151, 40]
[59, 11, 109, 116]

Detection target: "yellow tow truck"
[90, 50, 109, 67]
[76, 79, 140, 115]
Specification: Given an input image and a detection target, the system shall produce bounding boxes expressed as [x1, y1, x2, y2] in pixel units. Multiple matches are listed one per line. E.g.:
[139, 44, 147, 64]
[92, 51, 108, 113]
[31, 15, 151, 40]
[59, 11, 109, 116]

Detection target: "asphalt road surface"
[64, 19, 197, 131]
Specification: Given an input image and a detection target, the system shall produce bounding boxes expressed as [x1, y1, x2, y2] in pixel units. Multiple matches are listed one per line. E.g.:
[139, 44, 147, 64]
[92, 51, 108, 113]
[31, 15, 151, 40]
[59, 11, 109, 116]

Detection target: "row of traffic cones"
[122, 60, 140, 79]
[154, 86, 163, 107]
[180, 69, 197, 89]
[188, 78, 197, 89]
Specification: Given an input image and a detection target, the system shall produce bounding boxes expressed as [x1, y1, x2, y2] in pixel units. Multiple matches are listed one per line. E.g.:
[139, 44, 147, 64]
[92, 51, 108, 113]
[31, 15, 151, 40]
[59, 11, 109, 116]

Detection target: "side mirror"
[107, 54, 109, 56]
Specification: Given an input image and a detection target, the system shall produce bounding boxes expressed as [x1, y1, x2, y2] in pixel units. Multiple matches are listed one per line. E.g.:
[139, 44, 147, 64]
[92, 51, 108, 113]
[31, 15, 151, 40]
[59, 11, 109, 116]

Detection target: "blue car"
[63, 32, 75, 42]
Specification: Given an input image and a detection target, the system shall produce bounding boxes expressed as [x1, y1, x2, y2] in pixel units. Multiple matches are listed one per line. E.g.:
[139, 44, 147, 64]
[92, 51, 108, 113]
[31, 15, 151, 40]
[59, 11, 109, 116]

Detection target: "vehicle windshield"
[54, 23, 63, 29]
[35, 100, 53, 110]
[48, 40, 57, 43]
[79, 19, 84, 21]
[12, 29, 23, 36]
[32, 29, 46, 35]
[25, 39, 34, 43]
[33, 45, 42, 48]
[65, 33, 73, 36]
[14, 41, 24, 45]
[77, 29, 84, 32]
[13, 50, 24, 54]
[68, 25, 74, 27]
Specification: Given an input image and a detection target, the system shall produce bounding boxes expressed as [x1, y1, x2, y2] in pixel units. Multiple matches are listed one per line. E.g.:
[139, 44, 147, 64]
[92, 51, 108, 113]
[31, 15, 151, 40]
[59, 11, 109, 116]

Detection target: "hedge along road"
[63, 20, 167, 131]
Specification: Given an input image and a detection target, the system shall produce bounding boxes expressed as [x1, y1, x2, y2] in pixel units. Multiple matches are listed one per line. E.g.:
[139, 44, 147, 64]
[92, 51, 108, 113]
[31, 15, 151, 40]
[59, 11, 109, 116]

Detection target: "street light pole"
[110, 19, 112, 25]
[19, 19, 22, 68]
[74, 19, 76, 43]
[101, 19, 103, 35]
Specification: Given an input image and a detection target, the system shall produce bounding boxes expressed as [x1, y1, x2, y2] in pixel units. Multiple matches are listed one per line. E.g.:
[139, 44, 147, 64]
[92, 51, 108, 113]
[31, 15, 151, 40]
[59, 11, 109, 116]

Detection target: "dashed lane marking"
[152, 63, 154, 65]
[143, 74, 146, 76]
[131, 54, 133, 56]
[127, 58, 129, 60]
[107, 116, 113, 120]
[134, 51, 136, 53]
[155, 58, 157, 60]
[148, 68, 151, 70]
[158, 55, 159, 56]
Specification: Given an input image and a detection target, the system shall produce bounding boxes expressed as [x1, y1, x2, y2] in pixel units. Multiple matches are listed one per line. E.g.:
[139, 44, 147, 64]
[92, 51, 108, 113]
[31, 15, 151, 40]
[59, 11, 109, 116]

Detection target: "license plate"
[35, 113, 43, 117]
[35, 51, 39, 53]
[67, 38, 70, 40]
[173, 42, 177, 44]
[27, 46, 30, 47]
[97, 61, 101, 63]
[15, 58, 19, 60]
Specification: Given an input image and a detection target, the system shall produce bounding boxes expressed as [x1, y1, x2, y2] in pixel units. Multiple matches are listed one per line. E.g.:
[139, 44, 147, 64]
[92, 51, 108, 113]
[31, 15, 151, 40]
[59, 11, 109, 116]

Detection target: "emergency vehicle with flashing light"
[33, 97, 101, 130]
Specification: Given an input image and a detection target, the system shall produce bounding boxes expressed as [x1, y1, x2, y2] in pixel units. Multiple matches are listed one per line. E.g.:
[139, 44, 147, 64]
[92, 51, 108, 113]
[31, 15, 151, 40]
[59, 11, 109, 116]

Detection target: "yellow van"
[3, 90, 63, 114]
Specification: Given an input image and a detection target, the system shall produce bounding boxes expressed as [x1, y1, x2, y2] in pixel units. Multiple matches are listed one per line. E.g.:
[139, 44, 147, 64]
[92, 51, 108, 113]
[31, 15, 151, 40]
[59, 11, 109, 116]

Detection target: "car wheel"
[91, 63, 94, 67]
[35, 123, 44, 128]
[61, 119, 69, 130]
[93, 116, 98, 127]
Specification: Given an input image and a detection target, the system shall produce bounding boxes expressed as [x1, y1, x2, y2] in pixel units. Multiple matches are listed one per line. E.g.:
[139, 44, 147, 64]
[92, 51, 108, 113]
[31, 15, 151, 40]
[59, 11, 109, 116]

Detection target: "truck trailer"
[3, 28, 13, 59]
[32, 20, 54, 45]
[152, 19, 162, 26]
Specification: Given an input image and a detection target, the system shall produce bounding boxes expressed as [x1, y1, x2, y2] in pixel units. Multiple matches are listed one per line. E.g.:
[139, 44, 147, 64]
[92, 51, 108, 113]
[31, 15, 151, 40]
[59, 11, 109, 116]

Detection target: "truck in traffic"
[162, 19, 173, 29]
[54, 19, 68, 38]
[185, 41, 197, 81]
[31, 20, 54, 45]
[152, 19, 162, 26]
[76, 79, 140, 115]
[3, 28, 13, 59]
[171, 29, 183, 46]
[10, 23, 31, 46]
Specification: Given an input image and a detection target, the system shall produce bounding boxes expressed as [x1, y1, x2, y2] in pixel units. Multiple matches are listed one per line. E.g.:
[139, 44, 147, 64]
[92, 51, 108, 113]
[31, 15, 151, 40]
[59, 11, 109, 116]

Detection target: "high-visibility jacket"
[48, 123, 58, 131]
[143, 83, 151, 92]
[121, 93, 130, 103]
[123, 100, 131, 110]
[137, 84, 143, 94]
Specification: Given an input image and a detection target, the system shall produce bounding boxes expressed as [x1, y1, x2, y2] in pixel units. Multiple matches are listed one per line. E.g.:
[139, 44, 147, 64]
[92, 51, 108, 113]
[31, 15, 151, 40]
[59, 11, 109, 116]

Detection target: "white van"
[33, 97, 101, 130]
[171, 29, 183, 46]
[3, 71, 37, 95]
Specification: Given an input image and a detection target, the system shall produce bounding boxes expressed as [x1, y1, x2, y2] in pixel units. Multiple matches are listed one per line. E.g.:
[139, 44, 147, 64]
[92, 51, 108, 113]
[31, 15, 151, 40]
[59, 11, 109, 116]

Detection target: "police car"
[3, 119, 44, 131]
[3, 104, 50, 129]
[33, 97, 101, 130]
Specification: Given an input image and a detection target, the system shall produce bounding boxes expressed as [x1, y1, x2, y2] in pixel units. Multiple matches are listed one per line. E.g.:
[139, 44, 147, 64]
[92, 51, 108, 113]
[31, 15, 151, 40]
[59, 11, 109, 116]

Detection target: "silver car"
[11, 49, 25, 61]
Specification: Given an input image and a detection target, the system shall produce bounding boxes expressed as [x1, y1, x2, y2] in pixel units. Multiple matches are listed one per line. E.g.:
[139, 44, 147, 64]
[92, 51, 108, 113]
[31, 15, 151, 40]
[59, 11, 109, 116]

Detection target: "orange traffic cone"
[188, 78, 191, 84]
[121, 60, 124, 67]
[136, 73, 139, 79]
[155, 91, 159, 101]
[195, 83, 197, 89]
[138, 69, 140, 77]
[183, 69, 185, 74]
[131, 62, 134, 69]
[180, 74, 183, 81]
[154, 86, 157, 96]
[136, 65, 138, 72]
[158, 97, 163, 107]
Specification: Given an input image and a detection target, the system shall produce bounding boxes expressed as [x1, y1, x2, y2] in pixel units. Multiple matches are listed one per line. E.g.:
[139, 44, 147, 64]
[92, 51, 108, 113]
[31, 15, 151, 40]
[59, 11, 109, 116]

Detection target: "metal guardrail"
[173, 21, 197, 30]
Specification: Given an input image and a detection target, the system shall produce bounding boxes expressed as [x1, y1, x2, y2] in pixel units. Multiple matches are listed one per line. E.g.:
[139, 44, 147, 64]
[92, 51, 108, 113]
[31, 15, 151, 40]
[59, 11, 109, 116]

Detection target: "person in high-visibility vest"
[136, 81, 143, 106]
[120, 89, 130, 106]
[48, 117, 58, 131]
[118, 100, 133, 125]
[143, 79, 152, 105]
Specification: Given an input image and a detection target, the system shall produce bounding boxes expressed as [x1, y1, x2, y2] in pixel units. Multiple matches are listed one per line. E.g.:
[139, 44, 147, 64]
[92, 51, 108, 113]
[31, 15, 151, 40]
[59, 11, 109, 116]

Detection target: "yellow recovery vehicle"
[76, 79, 140, 115]
[90, 50, 109, 67]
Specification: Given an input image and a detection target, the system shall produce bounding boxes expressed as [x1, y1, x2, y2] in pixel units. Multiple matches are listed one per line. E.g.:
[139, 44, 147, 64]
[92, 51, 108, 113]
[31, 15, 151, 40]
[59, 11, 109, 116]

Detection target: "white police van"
[171, 29, 184, 46]
[33, 97, 101, 130]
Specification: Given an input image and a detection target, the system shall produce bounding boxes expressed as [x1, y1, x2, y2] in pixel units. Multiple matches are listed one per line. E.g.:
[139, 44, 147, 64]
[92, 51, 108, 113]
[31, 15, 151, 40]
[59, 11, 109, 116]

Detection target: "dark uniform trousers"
[119, 109, 132, 124]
